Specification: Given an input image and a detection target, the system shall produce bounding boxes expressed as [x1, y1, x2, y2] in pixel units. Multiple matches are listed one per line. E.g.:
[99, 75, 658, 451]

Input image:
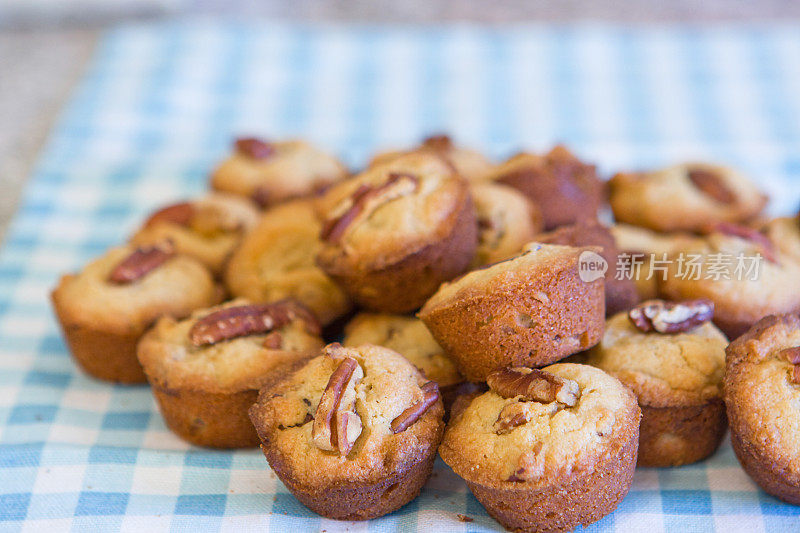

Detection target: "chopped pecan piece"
[422, 134, 453, 151]
[312, 356, 364, 455]
[262, 332, 283, 350]
[108, 243, 175, 284]
[507, 442, 544, 482]
[235, 137, 275, 159]
[494, 402, 534, 434]
[779, 346, 800, 364]
[487, 367, 580, 406]
[628, 299, 714, 334]
[189, 300, 319, 346]
[792, 365, 800, 385]
[390, 381, 440, 434]
[712, 222, 777, 263]
[144, 202, 195, 228]
[321, 172, 420, 243]
[687, 168, 736, 204]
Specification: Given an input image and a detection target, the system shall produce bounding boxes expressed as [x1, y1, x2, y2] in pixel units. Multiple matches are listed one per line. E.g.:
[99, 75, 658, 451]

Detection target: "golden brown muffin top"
[137, 299, 324, 393]
[317, 151, 471, 268]
[725, 314, 800, 477]
[211, 138, 348, 206]
[610, 223, 699, 256]
[609, 162, 767, 232]
[51, 243, 218, 335]
[343, 313, 462, 388]
[471, 182, 543, 266]
[130, 193, 260, 274]
[583, 307, 727, 408]
[224, 199, 351, 325]
[440, 363, 639, 487]
[368, 134, 494, 182]
[249, 343, 444, 486]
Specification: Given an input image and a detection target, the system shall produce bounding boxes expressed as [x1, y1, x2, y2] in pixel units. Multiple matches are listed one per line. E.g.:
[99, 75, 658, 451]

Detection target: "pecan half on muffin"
[471, 182, 543, 267]
[582, 299, 728, 466]
[225, 199, 351, 326]
[439, 364, 640, 533]
[725, 314, 800, 504]
[249, 342, 445, 520]
[130, 193, 259, 277]
[138, 299, 323, 448]
[485, 145, 603, 230]
[368, 134, 494, 182]
[211, 137, 348, 208]
[659, 222, 800, 339]
[536, 219, 638, 315]
[342, 313, 479, 414]
[317, 151, 478, 313]
[419, 243, 605, 381]
[609, 162, 767, 232]
[51, 243, 219, 383]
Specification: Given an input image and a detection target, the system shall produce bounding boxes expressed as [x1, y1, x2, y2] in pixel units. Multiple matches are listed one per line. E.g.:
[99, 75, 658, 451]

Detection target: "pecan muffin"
[225, 199, 351, 326]
[582, 300, 728, 466]
[130, 193, 259, 277]
[659, 223, 800, 339]
[211, 137, 348, 208]
[343, 313, 476, 413]
[368, 134, 494, 182]
[249, 342, 445, 520]
[419, 243, 605, 381]
[536, 219, 638, 315]
[51, 243, 219, 383]
[138, 299, 323, 448]
[610, 223, 700, 301]
[609, 163, 767, 232]
[440, 364, 640, 532]
[317, 151, 478, 313]
[485, 145, 603, 230]
[724, 314, 800, 504]
[471, 182, 543, 267]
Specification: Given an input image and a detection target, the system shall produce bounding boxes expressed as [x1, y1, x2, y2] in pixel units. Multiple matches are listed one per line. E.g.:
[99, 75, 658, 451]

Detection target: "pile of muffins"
[51, 134, 800, 531]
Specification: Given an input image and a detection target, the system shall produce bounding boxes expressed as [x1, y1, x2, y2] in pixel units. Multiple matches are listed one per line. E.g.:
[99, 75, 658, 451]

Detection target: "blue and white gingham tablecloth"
[2, 21, 800, 532]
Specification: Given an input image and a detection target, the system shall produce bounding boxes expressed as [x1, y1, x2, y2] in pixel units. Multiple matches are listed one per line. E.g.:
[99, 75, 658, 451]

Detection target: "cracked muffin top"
[51, 243, 218, 335]
[249, 343, 445, 485]
[439, 363, 639, 488]
[609, 162, 767, 232]
[316, 151, 473, 268]
[582, 301, 728, 408]
[137, 299, 324, 393]
[224, 199, 351, 325]
[343, 313, 462, 388]
[725, 314, 800, 477]
[368, 134, 494, 182]
[211, 138, 348, 207]
[471, 182, 543, 266]
[130, 193, 260, 275]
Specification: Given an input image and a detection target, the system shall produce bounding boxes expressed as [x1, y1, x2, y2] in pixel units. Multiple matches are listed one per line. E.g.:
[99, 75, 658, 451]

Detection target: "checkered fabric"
[2, 21, 800, 532]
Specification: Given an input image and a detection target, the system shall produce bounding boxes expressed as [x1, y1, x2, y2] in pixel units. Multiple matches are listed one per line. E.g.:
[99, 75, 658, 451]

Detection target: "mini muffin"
[439, 364, 640, 533]
[343, 313, 472, 412]
[368, 134, 494, 182]
[609, 163, 767, 232]
[419, 243, 605, 382]
[471, 182, 544, 267]
[225, 199, 351, 326]
[536, 219, 638, 315]
[51, 243, 219, 383]
[211, 137, 348, 208]
[138, 299, 324, 448]
[582, 300, 728, 466]
[485, 145, 603, 230]
[660, 223, 800, 339]
[725, 314, 800, 504]
[130, 193, 260, 276]
[317, 151, 478, 313]
[610, 223, 700, 300]
[249, 342, 445, 520]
